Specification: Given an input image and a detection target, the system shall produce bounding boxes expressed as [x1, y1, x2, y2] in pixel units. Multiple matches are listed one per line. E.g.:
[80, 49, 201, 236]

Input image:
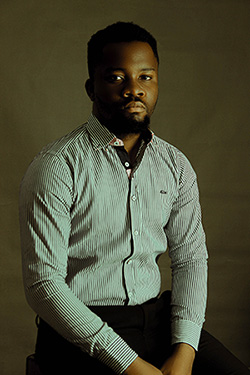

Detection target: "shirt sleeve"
[19, 152, 137, 374]
[165, 150, 208, 351]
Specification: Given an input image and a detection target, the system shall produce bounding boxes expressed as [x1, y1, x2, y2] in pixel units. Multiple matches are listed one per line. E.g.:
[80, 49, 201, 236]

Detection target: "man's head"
[85, 22, 159, 136]
[87, 22, 159, 81]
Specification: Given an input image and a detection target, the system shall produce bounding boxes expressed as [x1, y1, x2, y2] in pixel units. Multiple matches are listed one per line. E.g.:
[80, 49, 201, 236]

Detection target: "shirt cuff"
[97, 335, 138, 374]
[171, 319, 202, 351]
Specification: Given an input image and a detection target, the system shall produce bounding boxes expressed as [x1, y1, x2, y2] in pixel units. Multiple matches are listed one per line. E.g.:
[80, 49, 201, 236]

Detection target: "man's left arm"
[163, 151, 208, 374]
[160, 343, 195, 375]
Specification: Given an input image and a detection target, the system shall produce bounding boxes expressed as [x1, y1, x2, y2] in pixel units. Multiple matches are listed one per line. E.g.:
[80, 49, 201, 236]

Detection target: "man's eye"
[140, 75, 152, 81]
[106, 75, 124, 83]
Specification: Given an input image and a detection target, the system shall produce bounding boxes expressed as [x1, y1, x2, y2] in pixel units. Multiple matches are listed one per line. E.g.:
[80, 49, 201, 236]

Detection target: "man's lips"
[122, 102, 146, 113]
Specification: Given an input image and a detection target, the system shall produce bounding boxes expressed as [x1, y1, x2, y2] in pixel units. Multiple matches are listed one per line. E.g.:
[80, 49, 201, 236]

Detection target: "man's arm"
[163, 151, 208, 373]
[122, 343, 195, 375]
[160, 343, 195, 375]
[19, 152, 137, 375]
[124, 358, 163, 375]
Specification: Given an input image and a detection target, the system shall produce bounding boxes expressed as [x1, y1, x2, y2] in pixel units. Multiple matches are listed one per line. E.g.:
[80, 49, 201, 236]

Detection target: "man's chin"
[104, 113, 150, 136]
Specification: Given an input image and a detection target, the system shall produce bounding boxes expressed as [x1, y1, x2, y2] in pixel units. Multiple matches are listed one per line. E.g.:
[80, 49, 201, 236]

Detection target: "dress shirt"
[19, 113, 208, 374]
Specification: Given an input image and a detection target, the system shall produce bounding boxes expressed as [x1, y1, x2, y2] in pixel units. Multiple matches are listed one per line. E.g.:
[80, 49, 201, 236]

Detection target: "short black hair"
[87, 22, 159, 80]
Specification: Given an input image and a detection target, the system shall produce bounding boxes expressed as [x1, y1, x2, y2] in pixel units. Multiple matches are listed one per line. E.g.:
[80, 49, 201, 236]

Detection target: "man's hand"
[160, 343, 195, 375]
[124, 357, 163, 375]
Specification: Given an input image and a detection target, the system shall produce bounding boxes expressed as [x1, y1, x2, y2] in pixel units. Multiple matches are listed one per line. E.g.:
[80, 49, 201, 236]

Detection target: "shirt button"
[131, 195, 137, 201]
[134, 230, 139, 236]
[125, 161, 130, 168]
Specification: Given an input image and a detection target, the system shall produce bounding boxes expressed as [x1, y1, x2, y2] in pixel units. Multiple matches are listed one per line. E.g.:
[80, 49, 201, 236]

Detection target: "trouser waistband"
[36, 290, 171, 331]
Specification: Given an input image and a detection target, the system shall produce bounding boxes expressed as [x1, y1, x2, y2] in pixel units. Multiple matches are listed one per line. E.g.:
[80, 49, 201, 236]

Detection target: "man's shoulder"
[152, 134, 191, 171]
[151, 134, 198, 188]
[22, 123, 90, 183]
[153, 133, 179, 153]
[39, 122, 89, 158]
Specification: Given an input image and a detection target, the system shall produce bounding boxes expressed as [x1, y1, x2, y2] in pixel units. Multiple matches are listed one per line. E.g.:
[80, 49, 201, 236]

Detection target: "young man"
[19, 22, 249, 375]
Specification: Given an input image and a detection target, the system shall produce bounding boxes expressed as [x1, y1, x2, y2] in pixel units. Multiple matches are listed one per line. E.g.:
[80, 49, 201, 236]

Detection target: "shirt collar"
[86, 113, 115, 150]
[86, 113, 155, 150]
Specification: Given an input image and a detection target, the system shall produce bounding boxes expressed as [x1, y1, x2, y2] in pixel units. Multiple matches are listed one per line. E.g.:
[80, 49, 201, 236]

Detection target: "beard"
[104, 113, 150, 136]
[95, 96, 151, 136]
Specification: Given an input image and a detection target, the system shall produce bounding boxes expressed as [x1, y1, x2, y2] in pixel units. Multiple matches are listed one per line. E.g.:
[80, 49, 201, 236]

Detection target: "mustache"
[119, 97, 146, 108]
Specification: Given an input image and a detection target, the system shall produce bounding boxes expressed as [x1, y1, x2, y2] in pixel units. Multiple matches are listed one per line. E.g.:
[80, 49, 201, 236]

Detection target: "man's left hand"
[160, 343, 195, 375]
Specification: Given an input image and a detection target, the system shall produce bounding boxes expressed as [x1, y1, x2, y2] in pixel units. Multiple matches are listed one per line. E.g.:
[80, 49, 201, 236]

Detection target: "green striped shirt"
[19, 113, 208, 374]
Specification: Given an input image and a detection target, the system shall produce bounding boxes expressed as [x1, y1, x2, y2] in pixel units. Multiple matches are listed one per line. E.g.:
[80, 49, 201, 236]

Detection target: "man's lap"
[35, 293, 249, 374]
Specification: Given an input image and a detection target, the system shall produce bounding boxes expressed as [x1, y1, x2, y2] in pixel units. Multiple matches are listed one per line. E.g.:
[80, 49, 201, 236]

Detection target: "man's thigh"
[38, 353, 115, 375]
[35, 294, 249, 375]
[35, 294, 171, 374]
[35, 321, 116, 375]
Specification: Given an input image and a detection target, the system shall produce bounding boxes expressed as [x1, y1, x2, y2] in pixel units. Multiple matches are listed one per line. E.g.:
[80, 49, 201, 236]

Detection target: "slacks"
[35, 291, 249, 374]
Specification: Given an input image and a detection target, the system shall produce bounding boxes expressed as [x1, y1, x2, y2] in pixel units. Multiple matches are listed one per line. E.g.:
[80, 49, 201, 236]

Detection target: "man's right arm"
[19, 153, 137, 375]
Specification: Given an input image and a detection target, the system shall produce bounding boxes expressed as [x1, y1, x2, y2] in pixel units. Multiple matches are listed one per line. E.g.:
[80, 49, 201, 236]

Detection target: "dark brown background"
[0, 1, 249, 374]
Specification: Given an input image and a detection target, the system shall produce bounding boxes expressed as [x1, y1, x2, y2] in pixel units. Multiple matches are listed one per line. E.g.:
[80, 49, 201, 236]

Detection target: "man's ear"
[85, 79, 95, 101]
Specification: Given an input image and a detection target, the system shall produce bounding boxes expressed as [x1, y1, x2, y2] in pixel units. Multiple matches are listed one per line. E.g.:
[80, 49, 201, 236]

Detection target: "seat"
[26, 354, 43, 375]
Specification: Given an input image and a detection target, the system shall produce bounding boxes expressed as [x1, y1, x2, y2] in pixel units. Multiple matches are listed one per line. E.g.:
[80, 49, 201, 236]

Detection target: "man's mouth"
[122, 101, 146, 113]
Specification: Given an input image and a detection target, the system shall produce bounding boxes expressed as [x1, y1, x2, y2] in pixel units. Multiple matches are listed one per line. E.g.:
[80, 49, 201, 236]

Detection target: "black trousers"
[35, 291, 249, 374]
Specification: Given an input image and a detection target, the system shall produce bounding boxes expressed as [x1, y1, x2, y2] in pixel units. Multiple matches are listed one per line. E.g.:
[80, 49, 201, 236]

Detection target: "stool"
[26, 354, 43, 375]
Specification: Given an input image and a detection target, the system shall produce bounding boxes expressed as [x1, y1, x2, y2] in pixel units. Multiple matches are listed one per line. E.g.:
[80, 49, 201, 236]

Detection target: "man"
[19, 22, 249, 375]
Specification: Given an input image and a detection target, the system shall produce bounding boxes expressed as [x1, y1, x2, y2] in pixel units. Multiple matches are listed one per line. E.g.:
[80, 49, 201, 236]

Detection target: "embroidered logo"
[160, 190, 167, 194]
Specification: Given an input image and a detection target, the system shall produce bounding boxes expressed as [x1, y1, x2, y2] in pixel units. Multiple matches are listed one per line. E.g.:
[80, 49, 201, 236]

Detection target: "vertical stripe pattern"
[19, 113, 208, 373]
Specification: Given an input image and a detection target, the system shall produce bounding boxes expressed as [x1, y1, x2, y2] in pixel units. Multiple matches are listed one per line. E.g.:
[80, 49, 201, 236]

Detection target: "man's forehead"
[103, 40, 154, 53]
[99, 41, 158, 67]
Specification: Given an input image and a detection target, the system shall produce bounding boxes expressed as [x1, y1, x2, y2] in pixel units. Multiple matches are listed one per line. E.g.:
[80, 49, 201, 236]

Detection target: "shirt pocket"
[159, 189, 175, 227]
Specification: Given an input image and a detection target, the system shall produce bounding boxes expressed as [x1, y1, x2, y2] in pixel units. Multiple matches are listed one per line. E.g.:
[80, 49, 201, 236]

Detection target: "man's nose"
[122, 79, 145, 98]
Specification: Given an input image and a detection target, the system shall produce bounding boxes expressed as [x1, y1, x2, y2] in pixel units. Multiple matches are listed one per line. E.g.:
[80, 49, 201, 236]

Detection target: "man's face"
[86, 41, 159, 135]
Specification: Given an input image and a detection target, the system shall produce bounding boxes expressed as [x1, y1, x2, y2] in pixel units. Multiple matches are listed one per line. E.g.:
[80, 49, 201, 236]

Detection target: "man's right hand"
[124, 357, 163, 375]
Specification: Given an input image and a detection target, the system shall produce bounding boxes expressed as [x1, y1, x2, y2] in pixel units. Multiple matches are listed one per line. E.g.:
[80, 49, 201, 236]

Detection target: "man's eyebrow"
[140, 68, 156, 72]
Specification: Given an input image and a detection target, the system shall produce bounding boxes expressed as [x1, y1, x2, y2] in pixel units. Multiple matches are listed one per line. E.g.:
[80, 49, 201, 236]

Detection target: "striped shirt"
[19, 113, 208, 374]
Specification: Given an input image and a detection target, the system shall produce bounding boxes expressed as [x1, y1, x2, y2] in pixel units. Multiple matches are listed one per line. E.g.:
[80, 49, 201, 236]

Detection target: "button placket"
[124, 258, 136, 303]
[124, 176, 141, 304]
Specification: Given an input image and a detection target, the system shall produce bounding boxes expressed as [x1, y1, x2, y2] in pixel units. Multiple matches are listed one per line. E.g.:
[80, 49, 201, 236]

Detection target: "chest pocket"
[159, 188, 176, 227]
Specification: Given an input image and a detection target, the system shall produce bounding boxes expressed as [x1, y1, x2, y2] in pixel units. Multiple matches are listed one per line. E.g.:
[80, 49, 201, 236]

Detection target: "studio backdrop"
[0, 1, 249, 374]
